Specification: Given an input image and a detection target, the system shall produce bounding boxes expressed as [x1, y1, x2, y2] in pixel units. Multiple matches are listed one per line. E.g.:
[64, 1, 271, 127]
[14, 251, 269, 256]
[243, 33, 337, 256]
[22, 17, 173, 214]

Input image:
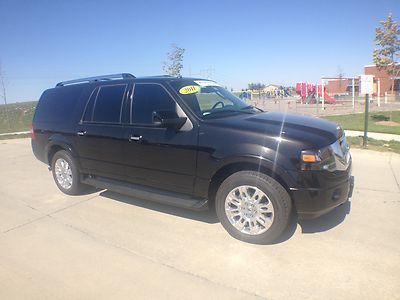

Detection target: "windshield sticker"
[194, 80, 220, 87]
[179, 85, 201, 95]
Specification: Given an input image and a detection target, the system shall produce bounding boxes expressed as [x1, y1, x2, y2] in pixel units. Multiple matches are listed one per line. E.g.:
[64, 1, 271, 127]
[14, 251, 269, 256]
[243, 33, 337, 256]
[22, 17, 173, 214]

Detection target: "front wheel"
[215, 171, 292, 244]
[51, 150, 84, 195]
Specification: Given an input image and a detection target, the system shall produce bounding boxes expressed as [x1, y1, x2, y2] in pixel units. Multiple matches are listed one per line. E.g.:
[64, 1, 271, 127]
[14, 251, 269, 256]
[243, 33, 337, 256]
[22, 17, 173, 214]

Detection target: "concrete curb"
[0, 131, 30, 137]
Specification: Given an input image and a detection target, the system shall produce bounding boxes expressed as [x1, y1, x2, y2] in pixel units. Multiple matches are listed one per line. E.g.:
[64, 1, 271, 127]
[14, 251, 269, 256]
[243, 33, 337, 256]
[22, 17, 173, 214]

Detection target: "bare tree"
[0, 63, 10, 130]
[163, 44, 185, 76]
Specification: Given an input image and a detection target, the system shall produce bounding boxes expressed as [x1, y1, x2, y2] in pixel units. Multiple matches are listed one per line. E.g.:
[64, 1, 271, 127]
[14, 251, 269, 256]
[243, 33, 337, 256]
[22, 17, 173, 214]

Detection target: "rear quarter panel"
[31, 84, 93, 167]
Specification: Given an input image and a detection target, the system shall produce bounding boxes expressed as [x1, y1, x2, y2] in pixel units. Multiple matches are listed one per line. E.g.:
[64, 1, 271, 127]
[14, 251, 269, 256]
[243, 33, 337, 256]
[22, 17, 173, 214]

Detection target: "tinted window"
[132, 84, 176, 124]
[34, 85, 84, 123]
[82, 87, 99, 122]
[92, 84, 127, 123]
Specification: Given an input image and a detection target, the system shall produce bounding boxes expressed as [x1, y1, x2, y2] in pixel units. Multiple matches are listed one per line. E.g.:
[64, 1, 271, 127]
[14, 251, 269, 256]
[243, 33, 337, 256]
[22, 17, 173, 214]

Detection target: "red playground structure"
[295, 82, 336, 104]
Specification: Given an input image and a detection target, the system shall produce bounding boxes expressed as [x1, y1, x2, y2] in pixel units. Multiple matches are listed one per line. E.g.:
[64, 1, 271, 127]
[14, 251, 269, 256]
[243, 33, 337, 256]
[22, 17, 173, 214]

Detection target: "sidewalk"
[346, 130, 400, 142]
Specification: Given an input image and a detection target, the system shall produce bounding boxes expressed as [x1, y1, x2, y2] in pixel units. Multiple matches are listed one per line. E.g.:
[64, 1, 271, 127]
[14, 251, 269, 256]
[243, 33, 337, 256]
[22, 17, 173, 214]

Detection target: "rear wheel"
[215, 171, 292, 244]
[51, 150, 84, 195]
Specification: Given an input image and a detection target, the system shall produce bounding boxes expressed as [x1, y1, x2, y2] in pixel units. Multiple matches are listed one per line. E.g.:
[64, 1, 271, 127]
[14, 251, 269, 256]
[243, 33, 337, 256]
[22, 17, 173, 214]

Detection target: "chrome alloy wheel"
[54, 158, 73, 190]
[224, 185, 274, 235]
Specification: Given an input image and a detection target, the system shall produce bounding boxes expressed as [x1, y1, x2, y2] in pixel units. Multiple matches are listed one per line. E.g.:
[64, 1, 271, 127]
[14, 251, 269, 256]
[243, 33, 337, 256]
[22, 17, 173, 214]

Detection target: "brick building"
[324, 64, 399, 96]
[364, 64, 399, 96]
[325, 79, 349, 95]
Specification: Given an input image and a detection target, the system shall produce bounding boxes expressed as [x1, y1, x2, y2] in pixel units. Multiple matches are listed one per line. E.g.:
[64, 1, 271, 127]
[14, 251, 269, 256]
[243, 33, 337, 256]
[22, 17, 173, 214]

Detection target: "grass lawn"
[323, 111, 400, 135]
[0, 101, 37, 134]
[1, 102, 399, 155]
[347, 136, 400, 154]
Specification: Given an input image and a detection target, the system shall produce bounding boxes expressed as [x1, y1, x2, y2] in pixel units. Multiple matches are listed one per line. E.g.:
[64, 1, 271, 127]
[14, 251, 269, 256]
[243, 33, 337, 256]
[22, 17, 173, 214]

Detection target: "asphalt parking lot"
[1, 138, 399, 299]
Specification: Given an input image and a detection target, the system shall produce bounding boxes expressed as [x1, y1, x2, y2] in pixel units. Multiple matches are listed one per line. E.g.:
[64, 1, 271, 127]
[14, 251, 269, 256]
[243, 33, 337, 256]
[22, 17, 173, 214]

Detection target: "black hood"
[209, 112, 341, 149]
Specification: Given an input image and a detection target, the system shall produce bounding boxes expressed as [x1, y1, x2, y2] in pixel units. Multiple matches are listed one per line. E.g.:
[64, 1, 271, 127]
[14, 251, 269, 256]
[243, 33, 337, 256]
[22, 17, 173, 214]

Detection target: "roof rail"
[141, 75, 175, 78]
[56, 73, 135, 87]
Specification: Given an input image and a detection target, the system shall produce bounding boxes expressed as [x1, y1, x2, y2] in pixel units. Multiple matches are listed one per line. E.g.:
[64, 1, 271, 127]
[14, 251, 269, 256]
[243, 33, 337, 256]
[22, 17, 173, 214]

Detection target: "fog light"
[332, 189, 342, 201]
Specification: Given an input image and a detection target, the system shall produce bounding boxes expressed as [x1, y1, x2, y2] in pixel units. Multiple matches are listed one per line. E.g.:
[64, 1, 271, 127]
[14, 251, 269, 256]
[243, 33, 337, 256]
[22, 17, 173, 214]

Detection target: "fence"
[248, 94, 400, 117]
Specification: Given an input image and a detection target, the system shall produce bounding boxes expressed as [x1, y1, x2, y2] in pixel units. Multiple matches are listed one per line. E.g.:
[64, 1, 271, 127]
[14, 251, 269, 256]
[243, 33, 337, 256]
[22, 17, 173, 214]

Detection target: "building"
[325, 79, 349, 95]
[323, 64, 399, 96]
[263, 84, 280, 93]
[364, 64, 399, 96]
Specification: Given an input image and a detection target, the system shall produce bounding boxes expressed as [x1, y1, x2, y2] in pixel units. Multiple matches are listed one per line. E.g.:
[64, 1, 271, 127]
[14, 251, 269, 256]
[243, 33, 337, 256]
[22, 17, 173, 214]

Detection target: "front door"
[123, 83, 198, 195]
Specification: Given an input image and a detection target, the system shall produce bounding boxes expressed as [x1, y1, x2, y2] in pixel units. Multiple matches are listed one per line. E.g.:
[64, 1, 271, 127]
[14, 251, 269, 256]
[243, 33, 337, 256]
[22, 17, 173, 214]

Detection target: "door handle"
[129, 135, 142, 142]
[77, 130, 87, 136]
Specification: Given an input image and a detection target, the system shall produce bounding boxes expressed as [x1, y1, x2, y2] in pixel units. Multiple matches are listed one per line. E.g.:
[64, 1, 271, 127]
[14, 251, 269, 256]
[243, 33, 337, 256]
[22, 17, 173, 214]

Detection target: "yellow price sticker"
[179, 85, 200, 95]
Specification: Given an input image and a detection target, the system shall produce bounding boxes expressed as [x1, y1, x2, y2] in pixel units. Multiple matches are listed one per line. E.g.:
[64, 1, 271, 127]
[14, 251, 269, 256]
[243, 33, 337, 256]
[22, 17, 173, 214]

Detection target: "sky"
[0, 0, 399, 103]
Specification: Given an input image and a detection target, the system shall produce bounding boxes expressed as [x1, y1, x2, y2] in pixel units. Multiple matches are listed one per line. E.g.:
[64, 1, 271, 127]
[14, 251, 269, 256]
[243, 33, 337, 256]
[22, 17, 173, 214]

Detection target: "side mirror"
[152, 111, 187, 131]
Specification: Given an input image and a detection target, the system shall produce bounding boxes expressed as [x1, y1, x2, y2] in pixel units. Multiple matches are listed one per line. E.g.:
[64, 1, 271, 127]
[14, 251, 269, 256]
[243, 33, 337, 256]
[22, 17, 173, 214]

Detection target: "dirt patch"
[375, 121, 400, 127]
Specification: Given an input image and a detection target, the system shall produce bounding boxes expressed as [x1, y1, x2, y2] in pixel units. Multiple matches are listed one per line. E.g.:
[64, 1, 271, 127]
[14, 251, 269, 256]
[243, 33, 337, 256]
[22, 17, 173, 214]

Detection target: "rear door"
[75, 83, 129, 180]
[123, 82, 198, 195]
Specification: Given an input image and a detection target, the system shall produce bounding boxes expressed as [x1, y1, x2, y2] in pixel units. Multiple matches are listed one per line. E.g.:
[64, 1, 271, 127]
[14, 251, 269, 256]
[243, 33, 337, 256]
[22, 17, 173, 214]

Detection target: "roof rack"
[56, 73, 135, 87]
[141, 75, 175, 78]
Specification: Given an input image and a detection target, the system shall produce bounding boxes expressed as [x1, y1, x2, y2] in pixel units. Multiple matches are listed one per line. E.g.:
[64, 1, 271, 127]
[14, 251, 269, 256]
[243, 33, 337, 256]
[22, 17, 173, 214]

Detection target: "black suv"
[32, 73, 354, 244]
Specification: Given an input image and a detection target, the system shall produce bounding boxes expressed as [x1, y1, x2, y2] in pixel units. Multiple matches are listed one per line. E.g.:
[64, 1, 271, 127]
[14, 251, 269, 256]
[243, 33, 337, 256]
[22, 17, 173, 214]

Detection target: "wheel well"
[47, 145, 65, 167]
[208, 162, 291, 206]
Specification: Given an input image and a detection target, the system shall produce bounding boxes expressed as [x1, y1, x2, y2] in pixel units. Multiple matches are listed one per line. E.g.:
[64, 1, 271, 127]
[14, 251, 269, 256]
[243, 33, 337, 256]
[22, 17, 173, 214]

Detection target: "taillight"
[30, 124, 36, 140]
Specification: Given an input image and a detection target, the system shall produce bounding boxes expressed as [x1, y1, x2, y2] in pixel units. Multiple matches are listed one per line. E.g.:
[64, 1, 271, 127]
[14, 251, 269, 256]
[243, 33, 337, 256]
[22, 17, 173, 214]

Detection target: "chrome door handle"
[129, 135, 142, 142]
[77, 130, 86, 136]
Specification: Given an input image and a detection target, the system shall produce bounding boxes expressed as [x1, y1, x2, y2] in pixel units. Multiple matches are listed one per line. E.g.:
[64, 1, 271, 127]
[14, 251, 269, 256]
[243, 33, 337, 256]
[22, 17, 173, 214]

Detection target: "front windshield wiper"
[205, 109, 256, 118]
[241, 105, 264, 112]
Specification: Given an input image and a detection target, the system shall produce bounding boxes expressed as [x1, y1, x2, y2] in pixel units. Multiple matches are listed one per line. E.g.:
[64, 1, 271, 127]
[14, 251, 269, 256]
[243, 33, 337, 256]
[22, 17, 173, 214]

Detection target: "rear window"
[34, 85, 84, 123]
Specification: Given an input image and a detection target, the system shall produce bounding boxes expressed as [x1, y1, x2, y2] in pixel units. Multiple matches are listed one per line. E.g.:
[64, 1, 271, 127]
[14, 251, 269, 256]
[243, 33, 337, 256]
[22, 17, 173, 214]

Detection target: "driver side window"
[131, 83, 176, 125]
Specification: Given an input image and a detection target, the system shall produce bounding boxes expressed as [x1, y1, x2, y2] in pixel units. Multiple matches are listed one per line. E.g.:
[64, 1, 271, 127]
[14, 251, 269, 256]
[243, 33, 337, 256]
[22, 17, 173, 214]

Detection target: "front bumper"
[291, 169, 354, 220]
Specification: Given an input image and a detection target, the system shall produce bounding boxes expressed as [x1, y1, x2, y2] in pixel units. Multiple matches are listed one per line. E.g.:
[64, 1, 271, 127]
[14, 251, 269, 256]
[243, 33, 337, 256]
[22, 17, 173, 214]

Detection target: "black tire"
[51, 150, 84, 195]
[215, 171, 292, 244]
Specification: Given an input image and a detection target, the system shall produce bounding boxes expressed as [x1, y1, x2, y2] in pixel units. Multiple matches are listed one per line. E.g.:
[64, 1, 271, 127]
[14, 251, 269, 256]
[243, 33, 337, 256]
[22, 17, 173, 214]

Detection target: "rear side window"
[84, 84, 127, 123]
[82, 87, 99, 122]
[131, 83, 176, 124]
[34, 85, 84, 123]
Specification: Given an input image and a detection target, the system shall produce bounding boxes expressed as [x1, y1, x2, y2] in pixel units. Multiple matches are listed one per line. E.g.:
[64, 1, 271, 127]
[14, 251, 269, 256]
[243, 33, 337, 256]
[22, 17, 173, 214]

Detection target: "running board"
[82, 176, 208, 211]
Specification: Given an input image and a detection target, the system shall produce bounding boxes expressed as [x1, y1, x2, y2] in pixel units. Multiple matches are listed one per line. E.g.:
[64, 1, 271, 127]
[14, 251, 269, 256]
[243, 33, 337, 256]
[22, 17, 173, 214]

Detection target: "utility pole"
[200, 66, 215, 79]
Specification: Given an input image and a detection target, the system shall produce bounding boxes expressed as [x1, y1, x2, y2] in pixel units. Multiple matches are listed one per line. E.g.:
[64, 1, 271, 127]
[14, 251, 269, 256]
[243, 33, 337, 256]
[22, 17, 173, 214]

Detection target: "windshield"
[171, 80, 260, 119]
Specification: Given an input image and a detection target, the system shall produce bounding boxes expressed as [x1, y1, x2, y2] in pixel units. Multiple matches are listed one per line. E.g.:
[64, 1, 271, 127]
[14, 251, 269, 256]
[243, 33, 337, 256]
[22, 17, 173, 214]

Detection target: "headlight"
[301, 136, 350, 172]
